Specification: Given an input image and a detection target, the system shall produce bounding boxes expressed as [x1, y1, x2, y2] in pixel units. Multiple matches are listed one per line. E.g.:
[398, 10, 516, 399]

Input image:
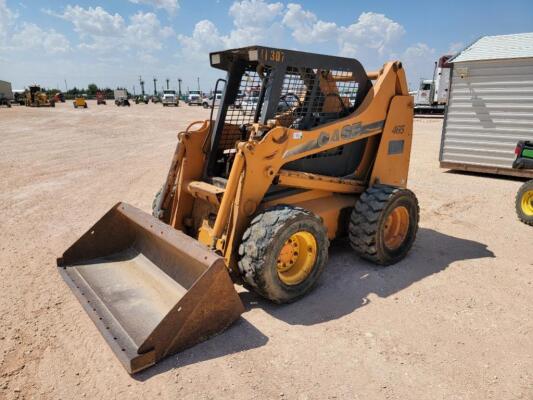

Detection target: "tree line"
[43, 84, 129, 99]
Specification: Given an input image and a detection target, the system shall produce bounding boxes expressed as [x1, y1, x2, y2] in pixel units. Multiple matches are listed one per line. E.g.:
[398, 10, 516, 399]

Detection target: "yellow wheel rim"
[277, 231, 317, 286]
[521, 190, 533, 216]
[383, 206, 410, 250]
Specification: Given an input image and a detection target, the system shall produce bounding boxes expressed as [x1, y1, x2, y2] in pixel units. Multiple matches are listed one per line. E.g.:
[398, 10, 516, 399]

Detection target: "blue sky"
[1, 0, 532, 92]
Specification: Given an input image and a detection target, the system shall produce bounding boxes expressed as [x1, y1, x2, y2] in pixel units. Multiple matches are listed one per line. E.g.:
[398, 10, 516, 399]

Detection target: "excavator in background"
[25, 85, 55, 107]
[58, 46, 419, 374]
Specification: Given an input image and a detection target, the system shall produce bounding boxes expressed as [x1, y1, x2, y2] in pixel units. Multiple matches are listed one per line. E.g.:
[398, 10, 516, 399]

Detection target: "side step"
[57, 203, 244, 373]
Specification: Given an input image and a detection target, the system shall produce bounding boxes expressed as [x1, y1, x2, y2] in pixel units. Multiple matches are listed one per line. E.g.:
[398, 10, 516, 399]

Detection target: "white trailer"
[0, 80, 14, 107]
[114, 89, 128, 100]
[414, 55, 452, 114]
[114, 89, 130, 106]
[440, 32, 533, 178]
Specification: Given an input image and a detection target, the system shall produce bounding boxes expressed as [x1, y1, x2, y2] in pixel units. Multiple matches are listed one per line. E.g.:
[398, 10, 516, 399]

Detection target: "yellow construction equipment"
[73, 96, 88, 108]
[58, 46, 419, 373]
[25, 85, 55, 107]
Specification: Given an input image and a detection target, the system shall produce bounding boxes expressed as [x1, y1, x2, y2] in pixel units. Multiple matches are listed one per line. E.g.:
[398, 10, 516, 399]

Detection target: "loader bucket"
[57, 202, 245, 374]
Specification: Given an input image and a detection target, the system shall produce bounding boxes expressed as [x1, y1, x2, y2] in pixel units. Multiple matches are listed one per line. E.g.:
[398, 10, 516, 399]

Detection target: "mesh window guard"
[220, 66, 360, 148]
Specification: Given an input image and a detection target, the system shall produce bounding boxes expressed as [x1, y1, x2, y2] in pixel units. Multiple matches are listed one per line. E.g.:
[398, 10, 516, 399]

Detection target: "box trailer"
[114, 89, 130, 107]
[0, 80, 13, 107]
[440, 32, 533, 178]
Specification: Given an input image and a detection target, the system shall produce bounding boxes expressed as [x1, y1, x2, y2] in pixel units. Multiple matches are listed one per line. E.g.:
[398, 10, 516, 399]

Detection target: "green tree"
[87, 83, 98, 96]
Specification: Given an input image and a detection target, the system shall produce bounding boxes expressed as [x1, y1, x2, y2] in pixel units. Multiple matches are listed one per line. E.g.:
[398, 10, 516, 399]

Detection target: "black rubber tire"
[238, 205, 329, 304]
[152, 187, 163, 218]
[516, 180, 533, 226]
[349, 185, 419, 266]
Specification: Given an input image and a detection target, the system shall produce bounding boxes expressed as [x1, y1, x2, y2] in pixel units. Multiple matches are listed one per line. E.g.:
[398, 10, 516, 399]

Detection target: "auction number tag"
[260, 48, 285, 63]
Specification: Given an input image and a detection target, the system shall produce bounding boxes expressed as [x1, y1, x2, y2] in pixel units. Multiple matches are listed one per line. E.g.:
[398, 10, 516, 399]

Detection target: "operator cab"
[206, 46, 373, 179]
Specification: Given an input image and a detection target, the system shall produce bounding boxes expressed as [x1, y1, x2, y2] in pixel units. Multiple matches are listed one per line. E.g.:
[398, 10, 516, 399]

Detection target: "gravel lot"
[0, 101, 531, 400]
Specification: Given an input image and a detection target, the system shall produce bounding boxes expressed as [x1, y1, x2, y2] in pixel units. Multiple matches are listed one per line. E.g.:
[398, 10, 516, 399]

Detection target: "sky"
[1, 0, 532, 92]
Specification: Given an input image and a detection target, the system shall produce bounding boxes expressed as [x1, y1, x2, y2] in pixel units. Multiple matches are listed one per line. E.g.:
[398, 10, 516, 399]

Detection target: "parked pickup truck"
[202, 93, 222, 108]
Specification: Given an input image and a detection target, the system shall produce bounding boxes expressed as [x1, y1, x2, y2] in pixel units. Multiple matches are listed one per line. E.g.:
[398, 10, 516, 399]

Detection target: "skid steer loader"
[58, 46, 419, 374]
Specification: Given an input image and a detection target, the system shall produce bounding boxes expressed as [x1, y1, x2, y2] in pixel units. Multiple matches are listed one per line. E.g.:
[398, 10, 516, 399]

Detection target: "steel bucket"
[57, 202, 244, 373]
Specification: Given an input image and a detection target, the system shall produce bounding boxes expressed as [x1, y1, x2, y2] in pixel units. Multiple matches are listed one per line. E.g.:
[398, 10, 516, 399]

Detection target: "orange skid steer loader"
[58, 46, 419, 373]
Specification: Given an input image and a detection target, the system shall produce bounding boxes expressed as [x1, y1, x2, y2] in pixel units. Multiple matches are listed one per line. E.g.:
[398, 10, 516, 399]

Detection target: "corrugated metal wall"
[440, 58, 533, 174]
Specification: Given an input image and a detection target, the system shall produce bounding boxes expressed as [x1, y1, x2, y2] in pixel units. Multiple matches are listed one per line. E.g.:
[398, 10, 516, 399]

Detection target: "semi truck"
[413, 55, 452, 114]
[162, 89, 179, 106]
[187, 90, 202, 106]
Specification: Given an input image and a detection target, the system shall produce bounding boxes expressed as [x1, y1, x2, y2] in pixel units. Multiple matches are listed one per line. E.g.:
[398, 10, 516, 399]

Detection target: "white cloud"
[402, 42, 436, 88]
[10, 23, 70, 54]
[61, 5, 125, 37]
[178, 0, 284, 59]
[137, 52, 158, 64]
[403, 42, 435, 59]
[52, 5, 173, 54]
[229, 0, 283, 28]
[177, 2, 440, 90]
[178, 19, 225, 61]
[281, 5, 406, 64]
[226, 0, 284, 47]
[0, 0, 17, 46]
[126, 12, 174, 50]
[283, 3, 337, 44]
[448, 41, 464, 54]
[129, 0, 179, 15]
[1, 1, 69, 56]
[338, 12, 405, 58]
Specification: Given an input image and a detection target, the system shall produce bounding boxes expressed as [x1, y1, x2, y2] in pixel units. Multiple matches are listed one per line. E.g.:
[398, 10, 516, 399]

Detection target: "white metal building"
[440, 32, 533, 177]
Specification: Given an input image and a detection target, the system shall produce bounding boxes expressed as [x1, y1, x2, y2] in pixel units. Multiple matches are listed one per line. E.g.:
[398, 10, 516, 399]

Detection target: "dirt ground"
[0, 101, 531, 400]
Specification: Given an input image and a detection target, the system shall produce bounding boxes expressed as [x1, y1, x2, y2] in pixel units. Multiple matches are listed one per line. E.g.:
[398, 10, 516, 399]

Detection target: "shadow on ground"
[444, 169, 530, 182]
[134, 318, 268, 381]
[240, 227, 495, 326]
[135, 227, 493, 379]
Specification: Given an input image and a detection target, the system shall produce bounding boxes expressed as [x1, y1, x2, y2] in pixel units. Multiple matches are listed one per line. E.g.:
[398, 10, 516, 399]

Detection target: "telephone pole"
[153, 78, 158, 96]
[139, 76, 145, 96]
